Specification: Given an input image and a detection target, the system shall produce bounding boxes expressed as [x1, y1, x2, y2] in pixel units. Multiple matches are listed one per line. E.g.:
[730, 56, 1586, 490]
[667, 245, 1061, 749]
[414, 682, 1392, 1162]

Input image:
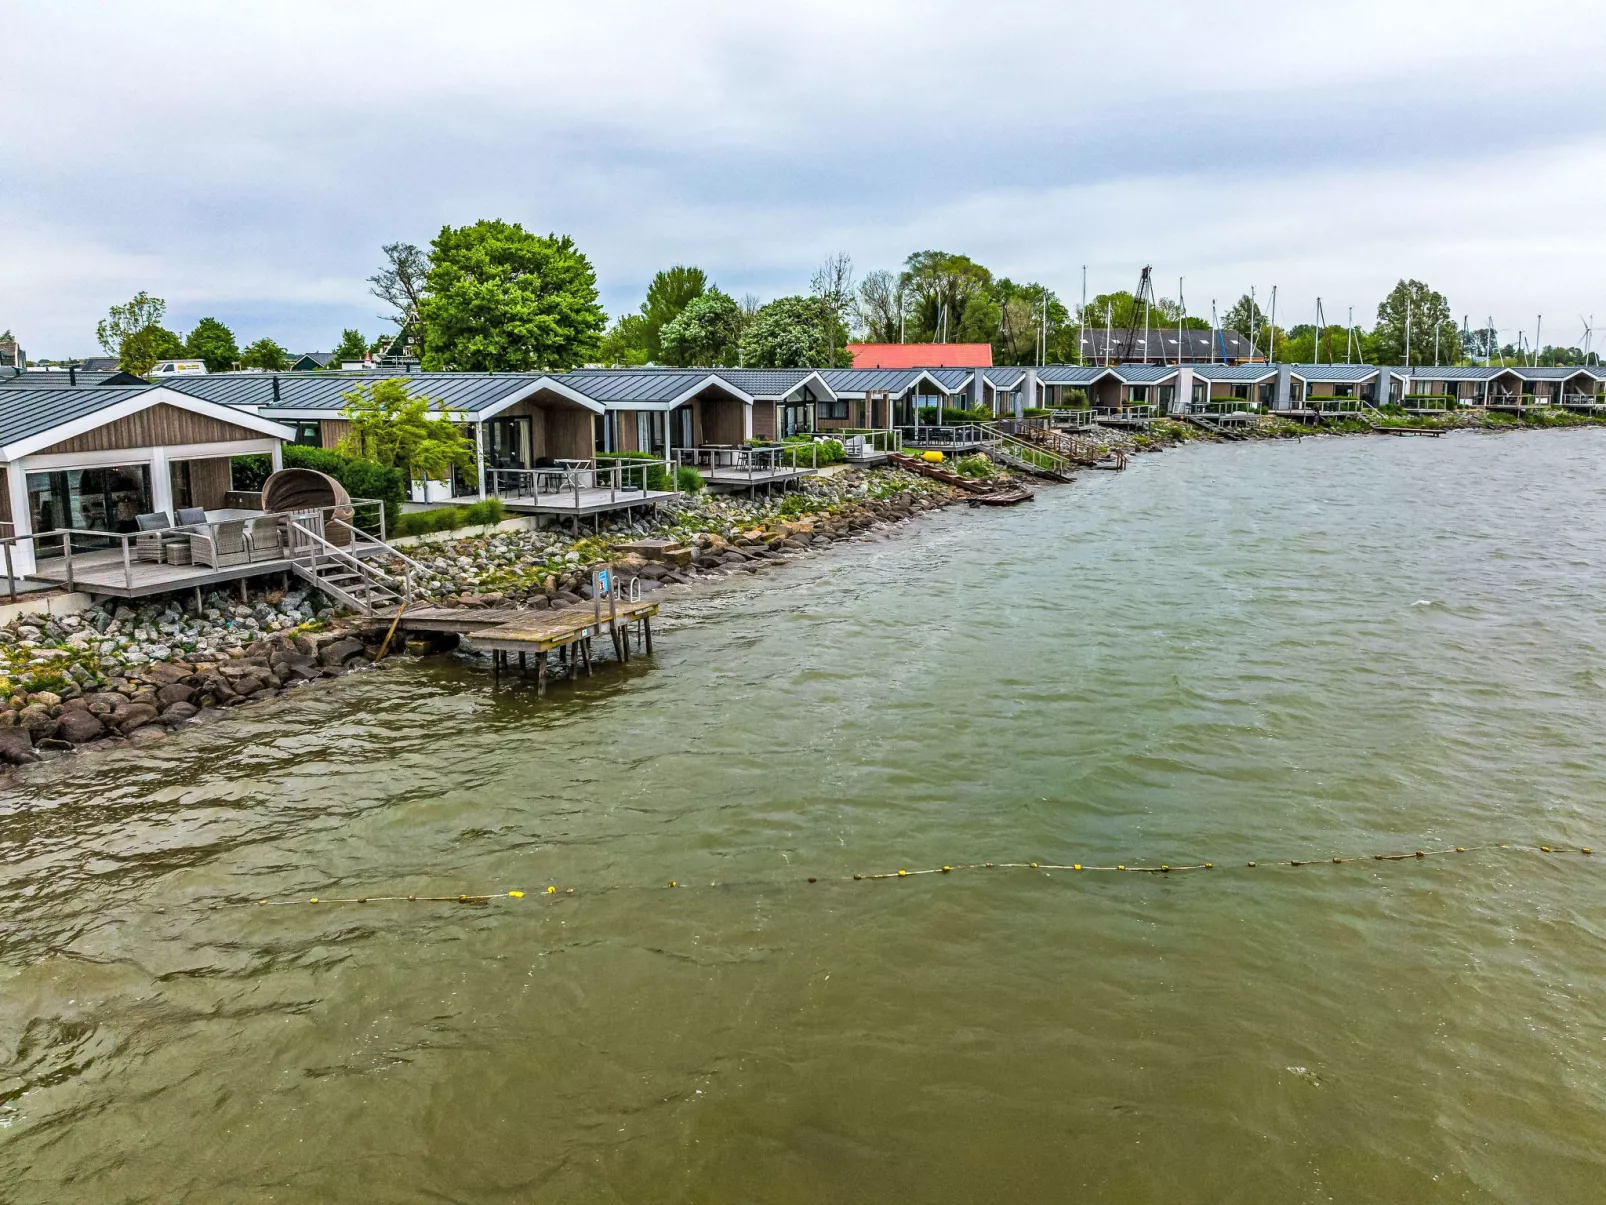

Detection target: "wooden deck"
[701, 466, 814, 492]
[22, 542, 388, 598]
[496, 488, 678, 516]
[395, 599, 660, 689]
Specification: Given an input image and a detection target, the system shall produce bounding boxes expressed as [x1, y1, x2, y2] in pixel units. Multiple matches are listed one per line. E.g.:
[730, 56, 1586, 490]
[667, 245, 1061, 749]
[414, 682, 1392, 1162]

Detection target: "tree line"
[73, 221, 1599, 375]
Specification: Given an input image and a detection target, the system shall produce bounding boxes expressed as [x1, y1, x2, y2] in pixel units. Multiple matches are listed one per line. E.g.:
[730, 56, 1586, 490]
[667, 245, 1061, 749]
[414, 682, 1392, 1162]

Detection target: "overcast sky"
[5, 0, 1606, 358]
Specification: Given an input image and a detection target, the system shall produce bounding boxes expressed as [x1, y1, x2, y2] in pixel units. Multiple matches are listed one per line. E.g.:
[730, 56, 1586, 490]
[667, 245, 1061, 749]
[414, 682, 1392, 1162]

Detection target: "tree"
[639, 266, 707, 361]
[418, 219, 606, 371]
[857, 269, 909, 343]
[118, 324, 185, 375]
[331, 328, 369, 364]
[339, 378, 476, 483]
[96, 291, 166, 356]
[738, 295, 848, 368]
[1372, 280, 1460, 366]
[184, 317, 239, 372]
[369, 242, 430, 330]
[660, 289, 744, 366]
[810, 252, 856, 364]
[598, 314, 653, 367]
[898, 251, 992, 342]
[240, 337, 288, 370]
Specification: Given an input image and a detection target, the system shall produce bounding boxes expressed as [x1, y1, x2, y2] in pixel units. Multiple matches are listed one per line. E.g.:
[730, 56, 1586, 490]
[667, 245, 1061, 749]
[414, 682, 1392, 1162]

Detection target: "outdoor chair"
[188, 518, 250, 568]
[134, 511, 184, 563]
[176, 507, 208, 525]
[245, 516, 284, 562]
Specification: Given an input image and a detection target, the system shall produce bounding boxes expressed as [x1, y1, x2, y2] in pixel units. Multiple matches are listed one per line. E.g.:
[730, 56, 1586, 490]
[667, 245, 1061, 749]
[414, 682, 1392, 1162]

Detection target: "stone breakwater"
[0, 467, 963, 774]
[395, 466, 960, 610]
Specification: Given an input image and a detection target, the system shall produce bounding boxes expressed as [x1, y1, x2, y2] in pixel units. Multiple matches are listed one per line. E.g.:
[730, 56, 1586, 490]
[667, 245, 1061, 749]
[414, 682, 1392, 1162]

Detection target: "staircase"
[977, 423, 1079, 481]
[1183, 413, 1250, 440]
[285, 515, 421, 617]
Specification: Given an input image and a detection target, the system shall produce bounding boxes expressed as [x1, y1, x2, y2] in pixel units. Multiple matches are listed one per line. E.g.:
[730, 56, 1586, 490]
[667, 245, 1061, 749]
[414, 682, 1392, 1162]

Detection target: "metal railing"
[1047, 408, 1095, 430]
[976, 422, 1077, 477]
[832, 428, 903, 454]
[674, 443, 819, 483]
[486, 455, 675, 507]
[286, 515, 412, 614]
[897, 423, 991, 447]
[0, 499, 391, 602]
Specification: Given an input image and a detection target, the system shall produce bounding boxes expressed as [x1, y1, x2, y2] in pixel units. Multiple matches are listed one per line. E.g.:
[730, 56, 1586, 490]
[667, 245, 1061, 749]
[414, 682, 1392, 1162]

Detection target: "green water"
[4, 430, 1606, 1202]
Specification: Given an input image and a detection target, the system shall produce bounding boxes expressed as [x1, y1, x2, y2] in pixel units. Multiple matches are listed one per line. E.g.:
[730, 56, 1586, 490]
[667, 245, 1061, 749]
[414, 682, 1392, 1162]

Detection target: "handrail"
[287, 517, 412, 611]
[976, 421, 1077, 476]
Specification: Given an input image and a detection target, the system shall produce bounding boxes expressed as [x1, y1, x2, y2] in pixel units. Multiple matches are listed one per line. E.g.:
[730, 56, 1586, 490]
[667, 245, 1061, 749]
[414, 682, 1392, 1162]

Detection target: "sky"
[5, 0, 1606, 359]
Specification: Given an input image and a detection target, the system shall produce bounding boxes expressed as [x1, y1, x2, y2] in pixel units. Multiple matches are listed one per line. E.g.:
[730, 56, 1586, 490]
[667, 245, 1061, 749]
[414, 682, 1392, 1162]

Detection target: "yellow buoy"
[922, 450, 944, 463]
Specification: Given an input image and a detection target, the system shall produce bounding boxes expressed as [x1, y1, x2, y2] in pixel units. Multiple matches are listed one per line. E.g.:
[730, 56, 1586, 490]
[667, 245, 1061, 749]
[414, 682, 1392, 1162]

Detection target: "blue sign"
[596, 568, 611, 597]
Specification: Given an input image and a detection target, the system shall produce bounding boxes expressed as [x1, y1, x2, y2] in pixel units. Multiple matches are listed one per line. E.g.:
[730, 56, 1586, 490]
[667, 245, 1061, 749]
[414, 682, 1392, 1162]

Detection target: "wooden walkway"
[393, 599, 660, 689]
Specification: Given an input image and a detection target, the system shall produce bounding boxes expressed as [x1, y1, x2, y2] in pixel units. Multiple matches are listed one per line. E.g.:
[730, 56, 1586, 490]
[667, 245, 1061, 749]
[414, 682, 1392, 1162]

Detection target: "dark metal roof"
[558, 370, 737, 404]
[1495, 365, 1603, 380]
[161, 371, 557, 414]
[820, 368, 938, 395]
[1191, 364, 1278, 382]
[0, 386, 156, 449]
[1080, 327, 1251, 362]
[1288, 364, 1380, 383]
[697, 369, 825, 399]
[1037, 365, 1103, 385]
[1109, 364, 1179, 384]
[0, 368, 148, 388]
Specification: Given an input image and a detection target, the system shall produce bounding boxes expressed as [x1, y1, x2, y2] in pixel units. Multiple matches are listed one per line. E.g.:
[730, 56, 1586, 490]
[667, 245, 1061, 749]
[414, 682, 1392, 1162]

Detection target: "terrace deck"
[19, 542, 389, 599]
[496, 488, 678, 516]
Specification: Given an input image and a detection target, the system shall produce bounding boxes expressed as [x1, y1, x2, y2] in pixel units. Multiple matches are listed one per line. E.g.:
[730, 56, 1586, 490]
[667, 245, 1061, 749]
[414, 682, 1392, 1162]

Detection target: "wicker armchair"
[188, 519, 250, 568]
[134, 512, 182, 563]
[245, 516, 285, 562]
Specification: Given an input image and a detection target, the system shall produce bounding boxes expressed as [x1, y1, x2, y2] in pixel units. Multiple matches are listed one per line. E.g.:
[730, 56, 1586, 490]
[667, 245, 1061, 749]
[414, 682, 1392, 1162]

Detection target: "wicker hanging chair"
[261, 468, 356, 546]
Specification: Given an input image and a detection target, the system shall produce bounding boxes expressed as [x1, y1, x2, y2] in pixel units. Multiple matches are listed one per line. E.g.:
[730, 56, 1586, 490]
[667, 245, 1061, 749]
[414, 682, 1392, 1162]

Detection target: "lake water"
[4, 429, 1606, 1202]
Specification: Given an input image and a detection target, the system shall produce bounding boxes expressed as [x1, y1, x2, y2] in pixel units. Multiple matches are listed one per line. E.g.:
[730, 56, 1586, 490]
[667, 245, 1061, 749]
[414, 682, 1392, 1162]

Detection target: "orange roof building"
[847, 343, 993, 369]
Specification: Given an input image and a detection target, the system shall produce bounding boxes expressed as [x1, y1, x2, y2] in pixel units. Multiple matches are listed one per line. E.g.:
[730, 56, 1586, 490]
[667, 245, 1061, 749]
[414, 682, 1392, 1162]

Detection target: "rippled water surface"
[4, 430, 1606, 1202]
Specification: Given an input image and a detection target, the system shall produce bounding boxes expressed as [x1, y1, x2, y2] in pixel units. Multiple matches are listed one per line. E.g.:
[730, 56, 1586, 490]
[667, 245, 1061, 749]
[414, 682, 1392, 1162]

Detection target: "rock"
[29, 691, 62, 708]
[18, 706, 58, 740]
[292, 634, 321, 658]
[318, 637, 366, 667]
[555, 591, 581, 606]
[55, 709, 106, 744]
[231, 676, 264, 697]
[116, 704, 160, 733]
[0, 727, 38, 765]
[156, 683, 195, 707]
[159, 701, 200, 723]
[141, 662, 192, 686]
[127, 726, 166, 745]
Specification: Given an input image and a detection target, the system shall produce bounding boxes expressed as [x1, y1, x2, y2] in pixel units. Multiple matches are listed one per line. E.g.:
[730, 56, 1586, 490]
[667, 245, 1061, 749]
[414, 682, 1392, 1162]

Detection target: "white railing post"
[121, 535, 133, 589]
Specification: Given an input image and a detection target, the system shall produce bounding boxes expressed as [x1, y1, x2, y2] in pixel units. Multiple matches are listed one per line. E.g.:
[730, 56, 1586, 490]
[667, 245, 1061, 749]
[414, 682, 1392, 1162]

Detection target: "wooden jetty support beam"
[401, 599, 661, 691]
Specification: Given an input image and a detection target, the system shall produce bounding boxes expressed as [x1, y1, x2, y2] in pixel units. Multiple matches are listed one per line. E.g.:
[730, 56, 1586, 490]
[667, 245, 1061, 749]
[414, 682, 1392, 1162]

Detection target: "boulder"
[29, 691, 62, 708]
[141, 663, 192, 687]
[116, 704, 160, 733]
[0, 727, 38, 765]
[318, 637, 366, 667]
[231, 676, 264, 698]
[156, 683, 195, 708]
[18, 706, 58, 740]
[160, 701, 200, 723]
[55, 708, 106, 744]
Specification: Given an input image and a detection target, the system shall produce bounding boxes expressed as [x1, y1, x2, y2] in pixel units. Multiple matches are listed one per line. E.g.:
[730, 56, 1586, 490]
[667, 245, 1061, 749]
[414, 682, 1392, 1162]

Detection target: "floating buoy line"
[188, 842, 1597, 913]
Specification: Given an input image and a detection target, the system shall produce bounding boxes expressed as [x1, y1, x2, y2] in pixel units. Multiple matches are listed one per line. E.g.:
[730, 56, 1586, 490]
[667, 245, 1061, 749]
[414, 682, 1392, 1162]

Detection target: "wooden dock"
[395, 599, 659, 689]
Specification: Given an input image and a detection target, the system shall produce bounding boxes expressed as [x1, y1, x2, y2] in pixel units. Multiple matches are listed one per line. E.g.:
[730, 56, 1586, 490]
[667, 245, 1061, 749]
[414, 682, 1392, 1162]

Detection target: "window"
[818, 400, 848, 420]
[293, 422, 322, 447]
[1129, 385, 1149, 404]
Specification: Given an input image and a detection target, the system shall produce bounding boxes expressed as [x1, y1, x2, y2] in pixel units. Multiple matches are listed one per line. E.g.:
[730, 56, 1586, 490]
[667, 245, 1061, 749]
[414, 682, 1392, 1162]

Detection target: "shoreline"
[2, 415, 1599, 778]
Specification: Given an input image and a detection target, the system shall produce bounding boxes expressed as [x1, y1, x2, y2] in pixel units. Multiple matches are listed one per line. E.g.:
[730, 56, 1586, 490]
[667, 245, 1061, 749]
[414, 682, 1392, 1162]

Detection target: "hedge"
[282, 445, 407, 533]
[393, 498, 506, 538]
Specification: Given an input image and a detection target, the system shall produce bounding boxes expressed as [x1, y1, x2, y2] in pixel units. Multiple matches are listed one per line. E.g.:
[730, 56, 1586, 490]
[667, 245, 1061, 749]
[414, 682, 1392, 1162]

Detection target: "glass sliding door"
[26, 464, 153, 555]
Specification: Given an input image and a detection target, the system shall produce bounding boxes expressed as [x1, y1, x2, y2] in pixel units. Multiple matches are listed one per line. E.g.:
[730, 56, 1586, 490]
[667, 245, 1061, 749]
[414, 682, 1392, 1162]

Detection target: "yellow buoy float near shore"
[921, 451, 945, 463]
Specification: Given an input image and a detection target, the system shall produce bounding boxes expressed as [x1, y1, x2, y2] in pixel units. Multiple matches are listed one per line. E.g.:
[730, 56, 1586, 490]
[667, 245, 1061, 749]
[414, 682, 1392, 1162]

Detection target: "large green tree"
[339, 378, 475, 483]
[184, 317, 240, 372]
[738, 295, 851, 368]
[331, 328, 369, 364]
[1220, 294, 1270, 341]
[419, 219, 606, 371]
[240, 337, 288, 370]
[856, 269, 908, 343]
[1372, 279, 1461, 366]
[599, 265, 709, 364]
[898, 251, 992, 342]
[96, 291, 184, 375]
[660, 289, 744, 366]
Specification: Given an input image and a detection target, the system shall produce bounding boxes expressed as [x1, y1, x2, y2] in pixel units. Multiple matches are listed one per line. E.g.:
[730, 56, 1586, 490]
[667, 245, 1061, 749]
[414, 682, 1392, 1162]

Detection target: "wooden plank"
[462, 601, 659, 654]
[39, 403, 264, 455]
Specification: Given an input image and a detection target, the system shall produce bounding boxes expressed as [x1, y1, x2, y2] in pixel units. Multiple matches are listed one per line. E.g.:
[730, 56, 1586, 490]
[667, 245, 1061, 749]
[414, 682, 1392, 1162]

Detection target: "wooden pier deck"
[394, 599, 660, 689]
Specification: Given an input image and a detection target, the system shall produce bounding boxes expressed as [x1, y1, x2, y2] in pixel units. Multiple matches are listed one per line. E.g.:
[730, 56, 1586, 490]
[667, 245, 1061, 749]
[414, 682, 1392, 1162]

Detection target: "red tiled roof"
[848, 343, 993, 369]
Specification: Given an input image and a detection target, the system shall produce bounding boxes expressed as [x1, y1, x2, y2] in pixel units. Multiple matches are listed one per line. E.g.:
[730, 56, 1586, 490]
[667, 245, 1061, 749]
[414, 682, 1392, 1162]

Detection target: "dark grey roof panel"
[559, 370, 724, 404]
[1191, 364, 1278, 382]
[0, 368, 148, 388]
[161, 371, 553, 413]
[1289, 364, 1380, 382]
[820, 368, 930, 394]
[0, 386, 156, 447]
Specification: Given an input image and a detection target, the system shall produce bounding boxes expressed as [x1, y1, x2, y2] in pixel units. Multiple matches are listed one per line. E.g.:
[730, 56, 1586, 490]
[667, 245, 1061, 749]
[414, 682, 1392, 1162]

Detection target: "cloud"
[3, 0, 1604, 355]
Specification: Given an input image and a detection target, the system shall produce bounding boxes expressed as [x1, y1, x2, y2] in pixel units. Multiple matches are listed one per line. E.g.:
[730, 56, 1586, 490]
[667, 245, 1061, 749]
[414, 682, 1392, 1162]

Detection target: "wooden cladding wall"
[319, 419, 352, 448]
[751, 401, 777, 441]
[41, 404, 264, 455]
[186, 457, 234, 509]
[0, 467, 10, 526]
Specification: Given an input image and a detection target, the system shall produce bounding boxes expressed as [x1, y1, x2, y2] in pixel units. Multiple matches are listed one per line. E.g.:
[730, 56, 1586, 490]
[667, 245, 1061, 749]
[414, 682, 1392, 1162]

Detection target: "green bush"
[231, 453, 272, 491]
[1023, 407, 1052, 418]
[676, 465, 704, 493]
[916, 405, 991, 425]
[597, 451, 675, 491]
[462, 497, 505, 526]
[782, 436, 846, 465]
[283, 444, 406, 534]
